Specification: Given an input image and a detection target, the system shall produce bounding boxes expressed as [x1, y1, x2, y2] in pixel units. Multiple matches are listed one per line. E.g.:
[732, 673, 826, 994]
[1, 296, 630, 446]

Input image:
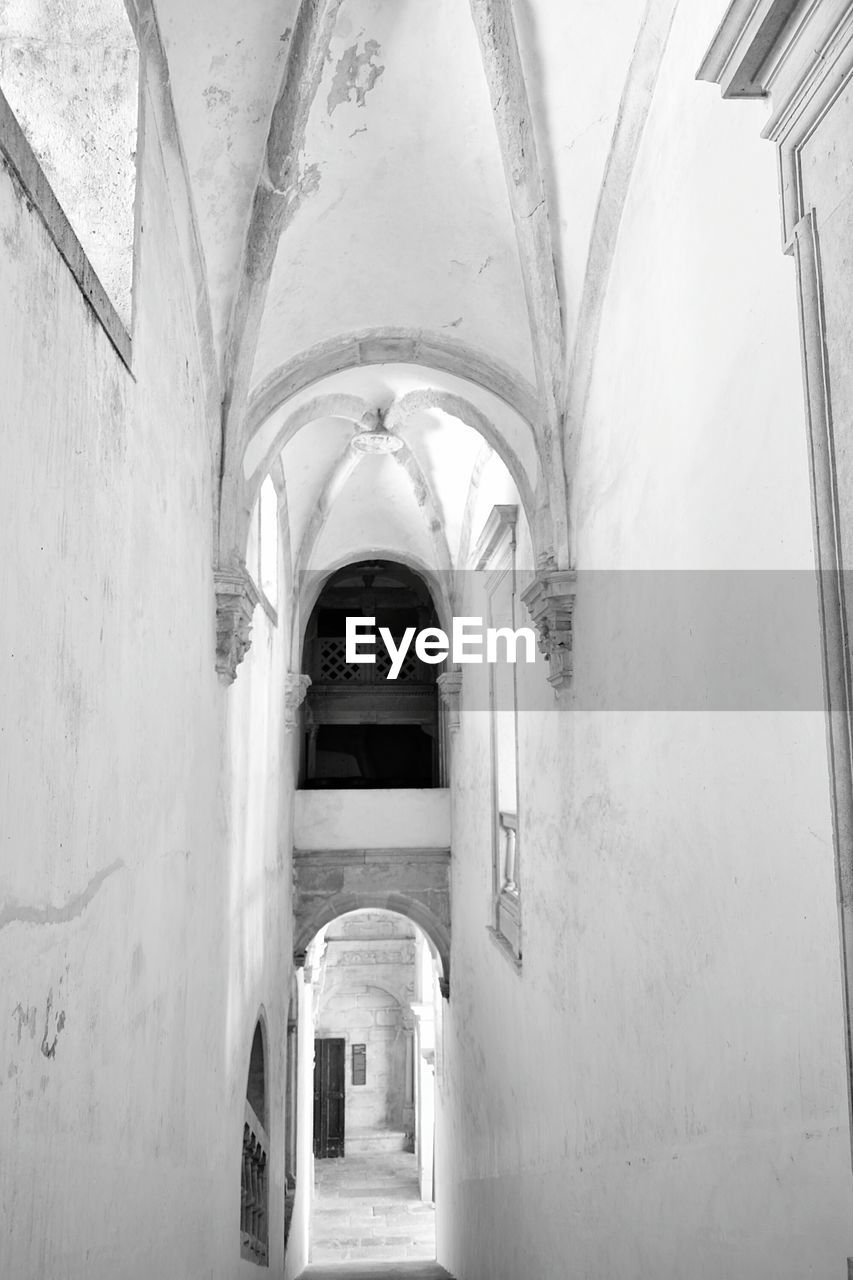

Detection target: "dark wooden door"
[313, 1038, 345, 1158]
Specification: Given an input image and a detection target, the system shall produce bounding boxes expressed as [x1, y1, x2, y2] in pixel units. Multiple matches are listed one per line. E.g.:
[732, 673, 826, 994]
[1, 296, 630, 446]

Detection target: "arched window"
[241, 1020, 269, 1266]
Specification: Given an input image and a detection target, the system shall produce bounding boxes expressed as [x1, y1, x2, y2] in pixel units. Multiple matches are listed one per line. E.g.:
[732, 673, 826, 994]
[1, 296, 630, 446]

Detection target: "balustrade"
[241, 1101, 269, 1265]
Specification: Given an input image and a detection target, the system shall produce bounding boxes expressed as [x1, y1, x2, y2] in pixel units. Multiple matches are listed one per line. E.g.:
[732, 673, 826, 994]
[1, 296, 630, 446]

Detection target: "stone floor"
[310, 1151, 437, 1265]
[301, 1265, 453, 1279]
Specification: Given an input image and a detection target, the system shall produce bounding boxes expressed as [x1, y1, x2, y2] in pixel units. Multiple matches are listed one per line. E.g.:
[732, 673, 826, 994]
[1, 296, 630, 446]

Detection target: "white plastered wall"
[0, 58, 296, 1280]
[434, 3, 853, 1278]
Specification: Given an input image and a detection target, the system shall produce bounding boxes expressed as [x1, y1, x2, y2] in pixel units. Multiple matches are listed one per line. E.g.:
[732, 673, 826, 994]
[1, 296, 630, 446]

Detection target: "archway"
[298, 559, 443, 790]
[297, 909, 444, 1267]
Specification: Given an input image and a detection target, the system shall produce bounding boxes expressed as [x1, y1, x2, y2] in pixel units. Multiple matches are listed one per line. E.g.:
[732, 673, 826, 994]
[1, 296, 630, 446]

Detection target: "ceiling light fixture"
[351, 407, 404, 455]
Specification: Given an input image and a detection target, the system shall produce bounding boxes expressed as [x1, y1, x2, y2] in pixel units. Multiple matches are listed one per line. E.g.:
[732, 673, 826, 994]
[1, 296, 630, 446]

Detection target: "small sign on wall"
[352, 1043, 366, 1085]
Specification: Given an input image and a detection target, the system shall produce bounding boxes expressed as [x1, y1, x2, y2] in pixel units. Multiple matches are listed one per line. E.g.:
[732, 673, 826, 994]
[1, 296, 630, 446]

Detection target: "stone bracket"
[214, 564, 259, 685]
[437, 668, 463, 732]
[520, 568, 577, 693]
[284, 673, 312, 732]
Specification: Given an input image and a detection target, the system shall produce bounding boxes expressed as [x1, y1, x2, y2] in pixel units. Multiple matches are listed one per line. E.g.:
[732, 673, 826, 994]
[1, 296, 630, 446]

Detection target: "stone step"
[302, 1263, 454, 1278]
[346, 1128, 409, 1154]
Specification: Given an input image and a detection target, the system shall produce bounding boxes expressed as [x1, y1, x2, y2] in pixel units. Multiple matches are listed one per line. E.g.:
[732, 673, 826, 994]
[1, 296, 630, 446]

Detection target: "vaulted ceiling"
[151, 0, 670, 582]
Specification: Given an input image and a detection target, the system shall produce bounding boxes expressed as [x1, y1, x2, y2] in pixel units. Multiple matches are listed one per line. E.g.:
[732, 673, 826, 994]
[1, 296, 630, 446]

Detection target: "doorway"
[313, 1036, 346, 1159]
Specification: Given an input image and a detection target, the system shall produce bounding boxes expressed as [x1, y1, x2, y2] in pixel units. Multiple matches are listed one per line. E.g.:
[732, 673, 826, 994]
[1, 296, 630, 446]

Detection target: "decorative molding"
[214, 565, 259, 684]
[284, 673, 312, 731]
[699, 0, 853, 1183]
[473, 504, 518, 571]
[332, 948, 415, 966]
[246, 330, 540, 439]
[520, 568, 577, 692]
[697, 0, 853, 242]
[437, 669, 463, 733]
[697, 0, 800, 98]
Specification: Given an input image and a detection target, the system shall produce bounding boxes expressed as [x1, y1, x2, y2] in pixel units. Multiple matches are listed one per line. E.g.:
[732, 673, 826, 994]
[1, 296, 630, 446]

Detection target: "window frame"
[475, 505, 523, 968]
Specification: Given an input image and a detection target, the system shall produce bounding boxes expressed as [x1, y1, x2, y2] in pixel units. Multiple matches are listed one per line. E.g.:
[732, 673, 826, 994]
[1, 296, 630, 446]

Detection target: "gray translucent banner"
[296, 570, 834, 712]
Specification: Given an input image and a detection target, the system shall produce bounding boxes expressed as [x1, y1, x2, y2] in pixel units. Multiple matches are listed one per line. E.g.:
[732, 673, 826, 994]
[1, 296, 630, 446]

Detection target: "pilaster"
[437, 669, 463, 732]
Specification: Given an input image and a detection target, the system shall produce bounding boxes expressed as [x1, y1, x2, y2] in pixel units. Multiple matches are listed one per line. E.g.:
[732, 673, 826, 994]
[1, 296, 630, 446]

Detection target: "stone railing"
[241, 1099, 269, 1265]
[499, 810, 518, 895]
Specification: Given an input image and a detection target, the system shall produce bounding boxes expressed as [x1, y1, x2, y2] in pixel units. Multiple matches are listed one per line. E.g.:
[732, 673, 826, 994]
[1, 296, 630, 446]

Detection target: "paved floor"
[301, 1265, 453, 1279]
[310, 1151, 437, 1266]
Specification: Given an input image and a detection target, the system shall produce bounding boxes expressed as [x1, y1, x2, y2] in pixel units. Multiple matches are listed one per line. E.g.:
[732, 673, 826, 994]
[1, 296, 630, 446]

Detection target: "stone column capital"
[214, 564, 259, 685]
[284, 673, 312, 732]
[437, 668, 463, 732]
[520, 568, 577, 693]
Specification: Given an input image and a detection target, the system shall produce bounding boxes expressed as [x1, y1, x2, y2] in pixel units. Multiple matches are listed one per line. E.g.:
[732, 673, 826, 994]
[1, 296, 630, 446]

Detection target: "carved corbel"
[284, 673, 312, 732]
[214, 565, 259, 685]
[437, 668, 463, 732]
[520, 568, 577, 693]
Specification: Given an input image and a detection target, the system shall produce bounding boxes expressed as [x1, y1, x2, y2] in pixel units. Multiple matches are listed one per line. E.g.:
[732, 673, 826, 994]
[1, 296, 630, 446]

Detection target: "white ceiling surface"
[150, 0, 653, 573]
[401, 409, 484, 566]
[513, 0, 649, 337]
[150, 0, 654, 385]
[306, 450, 440, 572]
[250, 0, 536, 390]
[154, 0, 299, 357]
[279, 404, 518, 574]
[280, 416, 356, 562]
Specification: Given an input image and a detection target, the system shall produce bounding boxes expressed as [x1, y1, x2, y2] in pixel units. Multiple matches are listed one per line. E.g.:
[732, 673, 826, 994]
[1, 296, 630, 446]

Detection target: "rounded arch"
[219, 351, 550, 572]
[388, 388, 538, 535]
[290, 548, 455, 671]
[245, 330, 540, 442]
[294, 894, 451, 998]
[243, 392, 371, 483]
[242, 386, 539, 545]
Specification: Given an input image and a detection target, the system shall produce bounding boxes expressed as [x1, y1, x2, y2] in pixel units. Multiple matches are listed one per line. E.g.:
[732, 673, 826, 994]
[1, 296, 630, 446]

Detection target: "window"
[0, 0, 139, 329]
[476, 505, 523, 965]
[487, 557, 522, 961]
[246, 475, 279, 614]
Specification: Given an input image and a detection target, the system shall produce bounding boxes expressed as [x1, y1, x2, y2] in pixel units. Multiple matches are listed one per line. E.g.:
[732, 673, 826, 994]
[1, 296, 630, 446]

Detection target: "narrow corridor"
[310, 1152, 435, 1264]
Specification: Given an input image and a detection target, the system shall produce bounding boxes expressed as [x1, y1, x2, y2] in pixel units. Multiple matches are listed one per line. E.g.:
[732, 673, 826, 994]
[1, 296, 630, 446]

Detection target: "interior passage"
[310, 1152, 436, 1265]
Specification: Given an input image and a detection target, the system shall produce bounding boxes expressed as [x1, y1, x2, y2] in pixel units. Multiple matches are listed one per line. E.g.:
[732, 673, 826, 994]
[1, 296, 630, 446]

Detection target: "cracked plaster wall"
[0, 58, 293, 1280]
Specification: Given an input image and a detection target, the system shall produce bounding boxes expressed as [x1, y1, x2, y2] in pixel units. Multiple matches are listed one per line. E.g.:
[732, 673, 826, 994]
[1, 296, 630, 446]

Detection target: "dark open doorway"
[313, 1037, 346, 1159]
